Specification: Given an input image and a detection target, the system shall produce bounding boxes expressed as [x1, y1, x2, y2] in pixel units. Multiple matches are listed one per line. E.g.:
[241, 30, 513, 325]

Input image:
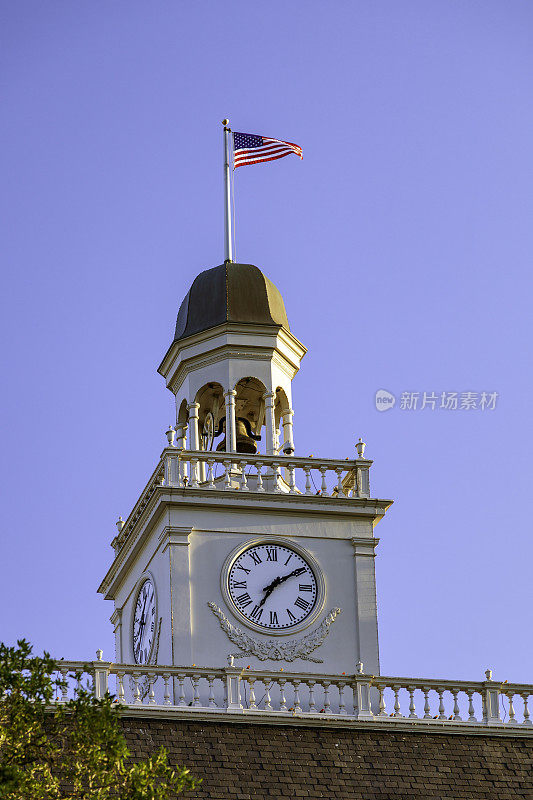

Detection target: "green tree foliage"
[0, 640, 198, 799]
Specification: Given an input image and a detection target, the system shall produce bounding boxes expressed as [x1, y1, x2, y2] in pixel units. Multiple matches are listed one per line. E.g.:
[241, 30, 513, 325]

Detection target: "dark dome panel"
[174, 263, 289, 342]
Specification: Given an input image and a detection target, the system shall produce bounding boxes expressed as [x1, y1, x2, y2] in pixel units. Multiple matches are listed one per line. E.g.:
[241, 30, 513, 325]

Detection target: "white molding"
[351, 537, 380, 557]
[158, 526, 193, 553]
[114, 705, 533, 738]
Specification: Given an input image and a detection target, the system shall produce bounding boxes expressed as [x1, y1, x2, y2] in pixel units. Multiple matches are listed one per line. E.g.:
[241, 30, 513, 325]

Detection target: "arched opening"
[274, 387, 294, 456]
[232, 377, 267, 454]
[194, 382, 224, 451]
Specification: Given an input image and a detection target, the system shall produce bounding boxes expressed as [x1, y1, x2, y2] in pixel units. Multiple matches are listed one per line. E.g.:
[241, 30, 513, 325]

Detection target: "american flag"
[233, 131, 303, 169]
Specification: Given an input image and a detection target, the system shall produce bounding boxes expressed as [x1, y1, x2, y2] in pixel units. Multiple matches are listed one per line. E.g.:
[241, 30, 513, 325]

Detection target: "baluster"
[406, 687, 416, 718]
[423, 687, 431, 719]
[192, 674, 201, 707]
[177, 674, 186, 707]
[255, 462, 264, 492]
[452, 689, 461, 721]
[393, 686, 402, 717]
[350, 468, 359, 498]
[206, 460, 215, 489]
[247, 678, 257, 710]
[335, 468, 344, 497]
[239, 462, 249, 491]
[60, 667, 69, 702]
[116, 671, 125, 704]
[522, 693, 532, 726]
[264, 681, 272, 711]
[288, 464, 297, 494]
[271, 462, 282, 492]
[507, 693, 516, 724]
[293, 680, 302, 713]
[223, 460, 232, 490]
[323, 681, 331, 714]
[279, 679, 287, 711]
[308, 680, 316, 712]
[132, 672, 141, 705]
[437, 688, 446, 719]
[466, 690, 476, 722]
[147, 675, 156, 705]
[190, 458, 199, 489]
[162, 674, 171, 706]
[178, 456, 185, 488]
[304, 466, 312, 495]
[378, 685, 387, 716]
[207, 674, 217, 708]
[223, 679, 228, 709]
[319, 466, 328, 496]
[338, 682, 347, 715]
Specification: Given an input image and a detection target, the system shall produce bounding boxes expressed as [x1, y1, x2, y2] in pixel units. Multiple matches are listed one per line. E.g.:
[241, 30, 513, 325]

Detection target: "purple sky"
[1, 1, 532, 683]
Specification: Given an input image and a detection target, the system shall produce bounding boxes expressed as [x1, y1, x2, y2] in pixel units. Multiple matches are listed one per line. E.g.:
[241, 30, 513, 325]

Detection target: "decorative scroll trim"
[208, 603, 342, 663]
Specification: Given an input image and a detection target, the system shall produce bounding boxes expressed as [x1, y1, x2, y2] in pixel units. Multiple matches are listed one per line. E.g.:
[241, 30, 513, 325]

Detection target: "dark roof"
[174, 263, 290, 342]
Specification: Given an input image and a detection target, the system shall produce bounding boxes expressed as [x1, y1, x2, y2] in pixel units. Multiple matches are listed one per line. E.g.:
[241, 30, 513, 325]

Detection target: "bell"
[216, 418, 260, 454]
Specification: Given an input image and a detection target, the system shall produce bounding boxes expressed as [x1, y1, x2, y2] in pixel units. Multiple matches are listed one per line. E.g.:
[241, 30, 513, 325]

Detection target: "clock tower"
[98, 262, 392, 675]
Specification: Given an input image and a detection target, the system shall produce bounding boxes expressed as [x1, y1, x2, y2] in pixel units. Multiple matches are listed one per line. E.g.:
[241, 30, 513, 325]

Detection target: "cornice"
[116, 706, 533, 738]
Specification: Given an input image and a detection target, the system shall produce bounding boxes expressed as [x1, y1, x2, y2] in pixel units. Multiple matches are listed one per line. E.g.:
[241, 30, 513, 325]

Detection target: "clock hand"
[257, 579, 281, 608]
[262, 567, 306, 593]
[258, 567, 307, 607]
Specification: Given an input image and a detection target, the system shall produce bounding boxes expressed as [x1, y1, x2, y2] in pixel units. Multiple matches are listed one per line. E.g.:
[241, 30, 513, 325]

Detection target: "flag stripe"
[235, 151, 296, 168]
[234, 146, 296, 164]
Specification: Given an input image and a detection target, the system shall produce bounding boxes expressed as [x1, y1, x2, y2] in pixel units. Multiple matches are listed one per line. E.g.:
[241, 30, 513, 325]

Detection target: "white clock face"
[132, 578, 156, 665]
[227, 543, 318, 631]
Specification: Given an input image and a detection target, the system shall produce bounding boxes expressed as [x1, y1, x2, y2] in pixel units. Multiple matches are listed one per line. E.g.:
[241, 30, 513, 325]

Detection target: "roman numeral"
[286, 608, 297, 622]
[249, 605, 263, 621]
[294, 597, 310, 611]
[284, 554, 293, 566]
[249, 551, 262, 565]
[269, 611, 279, 625]
[299, 584, 312, 592]
[232, 580, 247, 589]
[266, 547, 277, 561]
[236, 592, 252, 608]
[236, 565, 251, 574]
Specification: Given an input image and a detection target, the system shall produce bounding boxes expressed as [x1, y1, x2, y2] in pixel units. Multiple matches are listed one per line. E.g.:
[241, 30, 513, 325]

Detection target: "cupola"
[158, 263, 306, 458]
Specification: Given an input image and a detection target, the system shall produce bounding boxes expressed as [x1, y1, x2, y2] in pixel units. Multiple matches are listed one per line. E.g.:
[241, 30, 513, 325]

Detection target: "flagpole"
[222, 119, 233, 263]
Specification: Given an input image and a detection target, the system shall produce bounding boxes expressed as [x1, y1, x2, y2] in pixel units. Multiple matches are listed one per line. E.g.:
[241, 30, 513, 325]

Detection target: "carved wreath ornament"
[208, 602, 342, 663]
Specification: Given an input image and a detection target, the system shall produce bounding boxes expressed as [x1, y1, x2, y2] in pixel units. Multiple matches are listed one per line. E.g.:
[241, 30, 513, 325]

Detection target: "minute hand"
[262, 567, 306, 594]
[258, 567, 307, 609]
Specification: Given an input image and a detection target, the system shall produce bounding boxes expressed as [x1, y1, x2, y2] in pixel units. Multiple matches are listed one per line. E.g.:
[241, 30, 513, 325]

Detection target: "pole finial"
[222, 118, 229, 126]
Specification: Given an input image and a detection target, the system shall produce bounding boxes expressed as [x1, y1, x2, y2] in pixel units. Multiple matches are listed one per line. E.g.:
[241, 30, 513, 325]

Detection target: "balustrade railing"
[112, 445, 375, 553]
[52, 659, 533, 731]
[160, 449, 371, 500]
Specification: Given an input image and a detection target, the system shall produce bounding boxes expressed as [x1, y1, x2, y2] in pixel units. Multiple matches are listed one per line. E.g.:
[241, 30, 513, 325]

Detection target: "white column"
[281, 408, 295, 453]
[224, 390, 237, 452]
[175, 422, 188, 450]
[263, 391, 276, 455]
[187, 403, 200, 451]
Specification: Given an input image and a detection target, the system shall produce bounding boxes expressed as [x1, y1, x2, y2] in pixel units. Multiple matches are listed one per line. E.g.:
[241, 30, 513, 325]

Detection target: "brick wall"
[120, 716, 533, 799]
